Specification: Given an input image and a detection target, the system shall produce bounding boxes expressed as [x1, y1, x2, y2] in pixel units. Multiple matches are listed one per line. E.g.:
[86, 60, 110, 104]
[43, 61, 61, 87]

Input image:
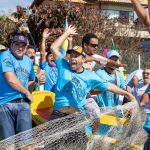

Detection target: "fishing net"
[0, 101, 148, 150]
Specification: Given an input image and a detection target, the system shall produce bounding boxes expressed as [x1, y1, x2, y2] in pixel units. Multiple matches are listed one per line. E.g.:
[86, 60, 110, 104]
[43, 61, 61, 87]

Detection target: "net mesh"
[0, 101, 148, 150]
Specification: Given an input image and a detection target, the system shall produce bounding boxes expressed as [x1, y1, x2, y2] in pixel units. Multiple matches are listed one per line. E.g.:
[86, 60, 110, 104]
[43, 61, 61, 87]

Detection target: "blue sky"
[0, 0, 33, 15]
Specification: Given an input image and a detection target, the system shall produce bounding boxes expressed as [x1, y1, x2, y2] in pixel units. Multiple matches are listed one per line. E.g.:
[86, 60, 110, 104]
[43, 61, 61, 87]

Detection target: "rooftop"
[31, 0, 148, 7]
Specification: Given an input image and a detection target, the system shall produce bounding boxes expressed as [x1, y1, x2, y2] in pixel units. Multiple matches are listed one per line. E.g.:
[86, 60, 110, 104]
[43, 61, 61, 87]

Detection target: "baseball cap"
[12, 35, 28, 45]
[106, 50, 120, 59]
[67, 46, 85, 56]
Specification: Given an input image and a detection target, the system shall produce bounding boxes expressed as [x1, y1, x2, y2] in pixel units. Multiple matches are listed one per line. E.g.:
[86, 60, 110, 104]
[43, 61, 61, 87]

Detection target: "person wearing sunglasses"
[82, 33, 104, 71]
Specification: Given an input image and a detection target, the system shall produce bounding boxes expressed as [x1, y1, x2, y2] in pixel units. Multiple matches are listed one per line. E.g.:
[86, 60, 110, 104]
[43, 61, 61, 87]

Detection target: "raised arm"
[131, 0, 150, 32]
[40, 28, 51, 64]
[50, 25, 77, 60]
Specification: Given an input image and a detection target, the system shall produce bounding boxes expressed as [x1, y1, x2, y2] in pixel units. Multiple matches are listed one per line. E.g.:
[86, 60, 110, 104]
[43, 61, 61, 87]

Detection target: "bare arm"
[108, 83, 135, 102]
[40, 28, 51, 64]
[4, 72, 33, 102]
[50, 25, 77, 60]
[131, 0, 150, 31]
[67, 35, 73, 49]
[85, 55, 126, 68]
[140, 92, 149, 107]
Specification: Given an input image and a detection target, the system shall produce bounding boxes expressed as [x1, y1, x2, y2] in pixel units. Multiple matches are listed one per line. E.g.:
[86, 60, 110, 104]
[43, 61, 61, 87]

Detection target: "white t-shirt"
[83, 54, 106, 71]
[132, 83, 150, 113]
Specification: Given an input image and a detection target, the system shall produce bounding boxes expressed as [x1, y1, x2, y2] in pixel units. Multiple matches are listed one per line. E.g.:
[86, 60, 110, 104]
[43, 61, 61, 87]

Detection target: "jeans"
[0, 102, 32, 141]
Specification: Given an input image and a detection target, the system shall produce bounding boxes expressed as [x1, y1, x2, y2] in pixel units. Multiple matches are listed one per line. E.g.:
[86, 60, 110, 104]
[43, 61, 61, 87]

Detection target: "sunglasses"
[89, 43, 98, 48]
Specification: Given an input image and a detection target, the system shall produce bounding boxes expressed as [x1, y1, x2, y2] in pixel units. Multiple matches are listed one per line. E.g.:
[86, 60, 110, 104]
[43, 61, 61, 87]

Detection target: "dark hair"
[46, 51, 52, 56]
[82, 33, 98, 47]
[26, 45, 34, 50]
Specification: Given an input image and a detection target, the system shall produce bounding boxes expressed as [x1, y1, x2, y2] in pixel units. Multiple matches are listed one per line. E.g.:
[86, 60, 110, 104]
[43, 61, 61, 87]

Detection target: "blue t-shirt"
[96, 69, 125, 108]
[54, 55, 110, 113]
[40, 61, 58, 91]
[0, 50, 35, 105]
[146, 85, 150, 95]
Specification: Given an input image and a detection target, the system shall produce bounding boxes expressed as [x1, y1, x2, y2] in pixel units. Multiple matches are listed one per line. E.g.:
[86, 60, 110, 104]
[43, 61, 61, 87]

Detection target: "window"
[119, 11, 129, 18]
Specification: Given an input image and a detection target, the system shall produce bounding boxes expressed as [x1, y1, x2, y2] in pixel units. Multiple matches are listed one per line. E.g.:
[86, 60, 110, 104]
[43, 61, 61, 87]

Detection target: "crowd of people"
[0, 0, 150, 149]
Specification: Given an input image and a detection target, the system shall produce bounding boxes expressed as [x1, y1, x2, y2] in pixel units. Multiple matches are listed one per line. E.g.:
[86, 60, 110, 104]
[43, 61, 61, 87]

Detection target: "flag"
[111, 39, 116, 51]
[64, 16, 69, 31]
[60, 16, 69, 57]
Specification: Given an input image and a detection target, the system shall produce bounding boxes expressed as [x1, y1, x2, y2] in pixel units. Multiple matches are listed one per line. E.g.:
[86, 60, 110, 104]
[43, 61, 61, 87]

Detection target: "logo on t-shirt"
[63, 76, 86, 102]
[3, 58, 13, 68]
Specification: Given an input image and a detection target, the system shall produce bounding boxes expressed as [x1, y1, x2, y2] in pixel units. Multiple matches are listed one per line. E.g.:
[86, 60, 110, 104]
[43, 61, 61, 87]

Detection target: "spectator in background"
[82, 33, 105, 71]
[40, 28, 58, 92]
[131, 68, 150, 114]
[126, 69, 143, 93]
[95, 51, 126, 108]
[26, 45, 46, 91]
[0, 35, 34, 148]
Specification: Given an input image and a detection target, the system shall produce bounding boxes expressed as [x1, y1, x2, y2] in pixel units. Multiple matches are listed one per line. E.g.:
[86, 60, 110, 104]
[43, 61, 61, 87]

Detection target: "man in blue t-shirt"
[49, 26, 135, 120]
[0, 35, 34, 143]
[96, 50, 126, 108]
[40, 28, 58, 92]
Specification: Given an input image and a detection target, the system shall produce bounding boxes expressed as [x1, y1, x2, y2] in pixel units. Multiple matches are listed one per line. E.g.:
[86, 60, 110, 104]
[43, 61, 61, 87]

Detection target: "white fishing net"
[0, 101, 148, 150]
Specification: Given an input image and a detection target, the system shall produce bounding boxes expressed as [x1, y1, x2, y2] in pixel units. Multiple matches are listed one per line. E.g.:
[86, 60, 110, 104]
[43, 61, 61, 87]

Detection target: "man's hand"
[66, 25, 77, 36]
[36, 69, 45, 80]
[124, 92, 136, 102]
[26, 91, 34, 103]
[107, 59, 127, 68]
[39, 75, 46, 85]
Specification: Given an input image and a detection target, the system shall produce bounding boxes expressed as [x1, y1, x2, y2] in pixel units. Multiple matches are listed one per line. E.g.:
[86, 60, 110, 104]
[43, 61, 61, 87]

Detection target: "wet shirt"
[95, 69, 125, 108]
[54, 55, 110, 113]
[0, 50, 35, 105]
[40, 61, 58, 91]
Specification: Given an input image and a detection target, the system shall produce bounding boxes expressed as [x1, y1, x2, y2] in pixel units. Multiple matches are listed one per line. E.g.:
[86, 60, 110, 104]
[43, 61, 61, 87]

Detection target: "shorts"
[85, 98, 101, 119]
[0, 102, 32, 142]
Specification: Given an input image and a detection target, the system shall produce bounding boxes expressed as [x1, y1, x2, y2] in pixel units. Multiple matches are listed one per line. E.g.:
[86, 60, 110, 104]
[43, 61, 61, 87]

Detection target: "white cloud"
[0, 0, 33, 15]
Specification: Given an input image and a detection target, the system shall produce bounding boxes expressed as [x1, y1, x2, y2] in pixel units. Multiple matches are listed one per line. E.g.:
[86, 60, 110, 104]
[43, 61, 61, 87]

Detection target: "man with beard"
[40, 28, 58, 92]
[95, 51, 126, 108]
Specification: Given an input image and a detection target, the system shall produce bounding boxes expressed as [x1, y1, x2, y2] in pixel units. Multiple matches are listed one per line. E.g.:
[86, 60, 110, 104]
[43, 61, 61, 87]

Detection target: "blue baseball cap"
[12, 35, 28, 45]
[106, 50, 120, 59]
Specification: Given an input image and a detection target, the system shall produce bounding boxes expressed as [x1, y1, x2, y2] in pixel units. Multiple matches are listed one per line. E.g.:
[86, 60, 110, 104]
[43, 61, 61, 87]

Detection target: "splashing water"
[0, 101, 148, 150]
